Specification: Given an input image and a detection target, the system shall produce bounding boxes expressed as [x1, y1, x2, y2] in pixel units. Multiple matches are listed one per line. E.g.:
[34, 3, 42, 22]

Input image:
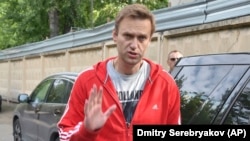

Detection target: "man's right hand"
[83, 84, 117, 131]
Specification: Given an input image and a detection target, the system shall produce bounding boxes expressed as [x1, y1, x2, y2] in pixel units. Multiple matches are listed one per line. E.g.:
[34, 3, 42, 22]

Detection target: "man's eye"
[124, 34, 132, 39]
[138, 36, 146, 41]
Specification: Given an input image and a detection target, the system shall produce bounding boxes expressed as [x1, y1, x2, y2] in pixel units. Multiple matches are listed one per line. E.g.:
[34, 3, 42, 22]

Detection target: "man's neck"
[113, 58, 143, 75]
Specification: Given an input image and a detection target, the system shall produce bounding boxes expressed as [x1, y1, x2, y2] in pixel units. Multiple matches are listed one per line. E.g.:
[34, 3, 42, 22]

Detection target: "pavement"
[0, 101, 17, 141]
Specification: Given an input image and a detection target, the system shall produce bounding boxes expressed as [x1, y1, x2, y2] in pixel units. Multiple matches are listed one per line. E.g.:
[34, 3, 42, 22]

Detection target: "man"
[58, 4, 181, 141]
[167, 50, 183, 73]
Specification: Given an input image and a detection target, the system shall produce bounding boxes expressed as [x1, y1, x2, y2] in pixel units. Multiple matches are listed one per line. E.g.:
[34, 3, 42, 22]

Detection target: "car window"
[224, 80, 250, 125]
[63, 82, 73, 103]
[176, 65, 248, 124]
[46, 79, 68, 103]
[30, 79, 53, 103]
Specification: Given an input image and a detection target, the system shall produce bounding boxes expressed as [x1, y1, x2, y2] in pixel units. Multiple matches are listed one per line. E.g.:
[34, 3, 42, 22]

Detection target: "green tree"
[0, 0, 168, 50]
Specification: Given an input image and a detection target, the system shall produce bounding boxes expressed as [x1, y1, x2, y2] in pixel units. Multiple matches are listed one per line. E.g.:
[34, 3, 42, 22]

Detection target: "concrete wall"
[0, 14, 250, 102]
[163, 15, 250, 58]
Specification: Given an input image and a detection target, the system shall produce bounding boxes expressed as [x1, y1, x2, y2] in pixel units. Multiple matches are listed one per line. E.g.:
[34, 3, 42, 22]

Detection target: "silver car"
[12, 72, 78, 141]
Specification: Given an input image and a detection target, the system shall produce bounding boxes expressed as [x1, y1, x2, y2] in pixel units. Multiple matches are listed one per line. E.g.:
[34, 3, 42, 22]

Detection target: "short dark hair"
[114, 4, 155, 36]
[168, 50, 183, 59]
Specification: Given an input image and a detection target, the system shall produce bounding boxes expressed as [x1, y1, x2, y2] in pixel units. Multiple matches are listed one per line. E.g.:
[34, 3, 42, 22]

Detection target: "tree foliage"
[0, 0, 168, 50]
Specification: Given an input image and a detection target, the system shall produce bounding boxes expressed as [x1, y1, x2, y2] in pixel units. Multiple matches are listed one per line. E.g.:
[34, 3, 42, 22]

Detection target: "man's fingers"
[84, 99, 88, 115]
[88, 88, 94, 112]
[97, 86, 103, 105]
[87, 84, 103, 113]
[87, 84, 115, 118]
[104, 105, 117, 118]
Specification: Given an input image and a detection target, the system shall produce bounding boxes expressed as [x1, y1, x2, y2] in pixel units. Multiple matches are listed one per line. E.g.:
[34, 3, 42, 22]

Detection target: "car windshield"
[175, 65, 248, 124]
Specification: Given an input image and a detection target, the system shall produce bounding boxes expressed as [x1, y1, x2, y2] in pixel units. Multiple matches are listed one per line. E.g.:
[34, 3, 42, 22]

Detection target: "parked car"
[171, 52, 250, 125]
[12, 72, 78, 141]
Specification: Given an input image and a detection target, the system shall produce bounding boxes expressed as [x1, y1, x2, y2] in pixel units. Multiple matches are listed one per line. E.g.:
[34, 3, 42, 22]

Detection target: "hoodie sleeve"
[57, 70, 100, 141]
[166, 73, 181, 125]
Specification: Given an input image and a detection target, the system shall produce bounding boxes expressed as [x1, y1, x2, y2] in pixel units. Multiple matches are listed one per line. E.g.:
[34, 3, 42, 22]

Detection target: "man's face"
[167, 52, 183, 71]
[112, 17, 152, 66]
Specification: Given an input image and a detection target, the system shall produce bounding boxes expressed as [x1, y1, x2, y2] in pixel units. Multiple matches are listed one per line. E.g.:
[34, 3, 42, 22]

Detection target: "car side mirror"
[18, 94, 29, 103]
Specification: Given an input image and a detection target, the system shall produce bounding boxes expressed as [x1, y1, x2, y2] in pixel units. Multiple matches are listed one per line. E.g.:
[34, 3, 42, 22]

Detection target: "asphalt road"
[0, 101, 17, 141]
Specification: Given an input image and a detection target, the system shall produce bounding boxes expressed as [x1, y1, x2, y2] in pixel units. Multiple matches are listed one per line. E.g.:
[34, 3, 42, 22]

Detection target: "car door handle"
[54, 109, 62, 116]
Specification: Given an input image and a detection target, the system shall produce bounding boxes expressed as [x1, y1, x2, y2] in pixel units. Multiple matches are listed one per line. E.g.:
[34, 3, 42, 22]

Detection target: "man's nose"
[130, 38, 138, 49]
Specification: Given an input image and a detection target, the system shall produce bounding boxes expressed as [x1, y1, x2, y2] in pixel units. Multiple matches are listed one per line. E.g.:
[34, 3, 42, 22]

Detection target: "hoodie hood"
[93, 57, 163, 84]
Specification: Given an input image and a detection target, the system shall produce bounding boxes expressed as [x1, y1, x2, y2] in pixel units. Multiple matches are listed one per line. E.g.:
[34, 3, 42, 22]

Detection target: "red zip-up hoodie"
[58, 57, 181, 141]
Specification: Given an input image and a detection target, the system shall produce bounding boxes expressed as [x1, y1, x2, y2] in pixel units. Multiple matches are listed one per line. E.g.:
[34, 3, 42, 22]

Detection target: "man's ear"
[112, 30, 118, 42]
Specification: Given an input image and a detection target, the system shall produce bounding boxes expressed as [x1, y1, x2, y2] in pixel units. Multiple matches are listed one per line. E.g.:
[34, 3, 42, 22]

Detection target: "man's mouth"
[128, 51, 137, 58]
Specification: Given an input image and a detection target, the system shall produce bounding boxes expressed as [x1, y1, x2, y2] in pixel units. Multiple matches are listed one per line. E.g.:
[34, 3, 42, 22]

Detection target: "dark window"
[63, 82, 73, 103]
[224, 80, 250, 124]
[176, 65, 248, 124]
[46, 79, 68, 103]
[30, 79, 53, 103]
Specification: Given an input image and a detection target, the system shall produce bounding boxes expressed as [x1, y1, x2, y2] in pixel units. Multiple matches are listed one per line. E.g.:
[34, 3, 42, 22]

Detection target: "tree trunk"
[48, 8, 59, 38]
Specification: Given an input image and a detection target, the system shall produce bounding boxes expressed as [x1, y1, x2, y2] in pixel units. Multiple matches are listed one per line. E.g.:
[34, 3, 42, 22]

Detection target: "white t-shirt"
[107, 59, 150, 123]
